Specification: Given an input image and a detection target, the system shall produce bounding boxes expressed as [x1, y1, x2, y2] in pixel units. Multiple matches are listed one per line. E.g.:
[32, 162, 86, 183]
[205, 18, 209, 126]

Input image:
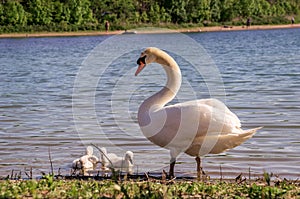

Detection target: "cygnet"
[100, 148, 134, 174]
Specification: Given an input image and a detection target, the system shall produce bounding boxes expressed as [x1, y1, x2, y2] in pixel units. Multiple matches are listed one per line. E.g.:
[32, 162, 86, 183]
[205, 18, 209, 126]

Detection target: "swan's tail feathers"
[242, 127, 263, 139]
[207, 127, 263, 154]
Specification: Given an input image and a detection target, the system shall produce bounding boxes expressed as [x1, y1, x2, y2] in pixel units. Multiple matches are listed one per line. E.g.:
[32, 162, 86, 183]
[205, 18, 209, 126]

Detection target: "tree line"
[0, 0, 299, 33]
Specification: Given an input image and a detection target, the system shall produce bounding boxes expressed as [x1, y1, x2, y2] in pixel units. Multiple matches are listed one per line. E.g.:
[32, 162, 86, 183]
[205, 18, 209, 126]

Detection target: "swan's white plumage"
[135, 47, 261, 177]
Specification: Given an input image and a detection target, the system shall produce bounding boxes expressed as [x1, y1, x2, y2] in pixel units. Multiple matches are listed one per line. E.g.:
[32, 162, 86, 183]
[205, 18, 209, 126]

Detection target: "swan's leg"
[169, 157, 176, 178]
[195, 156, 202, 180]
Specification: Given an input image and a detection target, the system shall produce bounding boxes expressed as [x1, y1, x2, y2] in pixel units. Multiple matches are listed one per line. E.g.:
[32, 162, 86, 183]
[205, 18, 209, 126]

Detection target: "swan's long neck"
[139, 57, 182, 114]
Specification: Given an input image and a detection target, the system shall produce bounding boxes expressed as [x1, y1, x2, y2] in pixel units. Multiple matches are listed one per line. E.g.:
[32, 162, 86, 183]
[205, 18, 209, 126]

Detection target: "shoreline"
[178, 23, 300, 33]
[0, 23, 299, 38]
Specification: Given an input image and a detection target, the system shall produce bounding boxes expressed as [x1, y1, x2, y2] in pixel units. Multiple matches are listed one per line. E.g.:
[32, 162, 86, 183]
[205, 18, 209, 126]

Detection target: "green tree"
[119, 0, 137, 24]
[186, 0, 201, 23]
[148, 3, 161, 24]
[52, 1, 70, 23]
[2, 1, 27, 25]
[0, 3, 3, 25]
[90, 0, 110, 22]
[168, 0, 187, 23]
[27, 0, 54, 25]
[252, 0, 272, 16]
[211, 0, 221, 22]
[141, 11, 149, 23]
[0, 0, 300, 32]
[187, 0, 213, 23]
[199, 0, 212, 22]
[67, 0, 95, 25]
[160, 7, 171, 23]
[220, 0, 236, 21]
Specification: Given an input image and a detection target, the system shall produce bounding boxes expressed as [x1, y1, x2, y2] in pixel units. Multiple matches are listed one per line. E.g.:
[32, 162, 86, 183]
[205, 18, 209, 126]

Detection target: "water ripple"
[0, 30, 299, 179]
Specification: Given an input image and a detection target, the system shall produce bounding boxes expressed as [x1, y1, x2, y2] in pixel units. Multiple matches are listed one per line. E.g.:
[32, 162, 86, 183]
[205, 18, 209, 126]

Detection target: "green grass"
[0, 175, 299, 198]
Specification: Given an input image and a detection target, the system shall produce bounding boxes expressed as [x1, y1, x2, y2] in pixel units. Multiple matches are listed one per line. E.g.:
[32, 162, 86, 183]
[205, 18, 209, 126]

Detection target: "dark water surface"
[0, 28, 299, 179]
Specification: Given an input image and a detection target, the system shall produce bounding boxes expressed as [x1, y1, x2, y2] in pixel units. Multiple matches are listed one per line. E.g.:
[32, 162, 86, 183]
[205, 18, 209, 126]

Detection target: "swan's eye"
[137, 55, 146, 65]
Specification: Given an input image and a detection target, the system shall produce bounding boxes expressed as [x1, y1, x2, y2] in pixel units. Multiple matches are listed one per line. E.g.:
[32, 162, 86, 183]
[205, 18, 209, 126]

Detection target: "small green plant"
[0, 177, 299, 198]
[264, 172, 271, 186]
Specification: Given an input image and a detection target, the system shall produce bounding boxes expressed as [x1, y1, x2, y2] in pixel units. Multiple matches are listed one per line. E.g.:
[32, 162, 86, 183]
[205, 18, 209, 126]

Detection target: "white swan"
[72, 146, 99, 175]
[101, 147, 134, 174]
[135, 47, 261, 178]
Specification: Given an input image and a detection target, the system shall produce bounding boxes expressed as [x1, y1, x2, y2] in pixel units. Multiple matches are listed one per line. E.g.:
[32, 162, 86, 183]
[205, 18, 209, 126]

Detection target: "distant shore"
[0, 23, 299, 38]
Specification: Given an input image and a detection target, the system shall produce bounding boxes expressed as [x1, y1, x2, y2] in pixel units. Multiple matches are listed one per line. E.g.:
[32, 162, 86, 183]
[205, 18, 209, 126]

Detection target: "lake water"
[0, 28, 299, 179]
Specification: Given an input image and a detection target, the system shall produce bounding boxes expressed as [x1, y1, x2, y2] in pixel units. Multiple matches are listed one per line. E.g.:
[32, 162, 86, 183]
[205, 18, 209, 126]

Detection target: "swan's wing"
[171, 98, 241, 135]
[88, 155, 99, 163]
[141, 101, 217, 154]
[106, 153, 124, 166]
[80, 155, 89, 162]
[110, 159, 124, 168]
[106, 153, 119, 160]
[82, 160, 94, 170]
[196, 98, 241, 129]
[140, 98, 244, 155]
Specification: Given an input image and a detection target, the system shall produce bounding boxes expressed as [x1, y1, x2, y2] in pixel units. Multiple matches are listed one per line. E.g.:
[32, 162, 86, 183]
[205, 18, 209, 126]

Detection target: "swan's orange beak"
[135, 56, 146, 76]
[135, 62, 145, 76]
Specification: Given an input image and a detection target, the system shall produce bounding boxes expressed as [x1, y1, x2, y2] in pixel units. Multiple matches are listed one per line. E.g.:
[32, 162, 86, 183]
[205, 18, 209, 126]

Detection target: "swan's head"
[124, 151, 134, 164]
[135, 47, 161, 76]
[86, 146, 93, 156]
[100, 147, 109, 166]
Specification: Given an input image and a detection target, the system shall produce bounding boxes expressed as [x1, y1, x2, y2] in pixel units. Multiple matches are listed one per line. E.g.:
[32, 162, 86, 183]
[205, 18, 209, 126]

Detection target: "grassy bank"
[0, 23, 299, 38]
[0, 175, 299, 198]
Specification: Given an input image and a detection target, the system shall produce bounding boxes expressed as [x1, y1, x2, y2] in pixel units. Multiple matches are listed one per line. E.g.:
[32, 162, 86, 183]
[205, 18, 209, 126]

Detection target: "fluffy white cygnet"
[72, 146, 99, 175]
[100, 148, 134, 174]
